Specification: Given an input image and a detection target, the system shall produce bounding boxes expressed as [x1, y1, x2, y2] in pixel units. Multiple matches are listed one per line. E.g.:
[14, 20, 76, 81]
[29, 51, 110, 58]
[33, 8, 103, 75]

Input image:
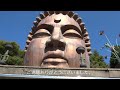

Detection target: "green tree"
[0, 40, 6, 54]
[110, 45, 120, 68]
[90, 50, 108, 68]
[6, 56, 24, 65]
[0, 40, 25, 65]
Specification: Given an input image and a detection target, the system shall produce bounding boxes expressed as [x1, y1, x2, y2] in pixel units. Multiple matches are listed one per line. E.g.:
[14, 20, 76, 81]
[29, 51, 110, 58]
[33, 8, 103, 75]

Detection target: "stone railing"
[0, 65, 120, 79]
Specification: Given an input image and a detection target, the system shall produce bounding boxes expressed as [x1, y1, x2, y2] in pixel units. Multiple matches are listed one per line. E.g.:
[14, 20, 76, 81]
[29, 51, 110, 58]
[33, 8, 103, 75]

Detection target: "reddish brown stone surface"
[24, 11, 91, 68]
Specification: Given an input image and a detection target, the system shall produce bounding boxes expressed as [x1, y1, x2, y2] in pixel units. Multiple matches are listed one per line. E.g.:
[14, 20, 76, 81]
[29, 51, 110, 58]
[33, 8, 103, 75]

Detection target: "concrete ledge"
[0, 74, 115, 79]
[0, 65, 120, 79]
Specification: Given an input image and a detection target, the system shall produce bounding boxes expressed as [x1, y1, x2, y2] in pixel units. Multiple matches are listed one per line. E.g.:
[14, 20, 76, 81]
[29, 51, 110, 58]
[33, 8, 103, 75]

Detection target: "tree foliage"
[90, 50, 108, 68]
[0, 40, 25, 65]
[6, 56, 24, 65]
[110, 45, 120, 68]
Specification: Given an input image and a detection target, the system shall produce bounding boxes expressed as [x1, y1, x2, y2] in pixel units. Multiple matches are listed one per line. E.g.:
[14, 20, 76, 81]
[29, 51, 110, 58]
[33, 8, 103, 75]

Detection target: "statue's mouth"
[41, 53, 69, 68]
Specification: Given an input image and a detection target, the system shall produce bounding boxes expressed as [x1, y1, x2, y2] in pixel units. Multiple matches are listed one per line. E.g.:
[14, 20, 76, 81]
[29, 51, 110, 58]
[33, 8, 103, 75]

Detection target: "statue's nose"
[45, 27, 66, 51]
[51, 27, 61, 41]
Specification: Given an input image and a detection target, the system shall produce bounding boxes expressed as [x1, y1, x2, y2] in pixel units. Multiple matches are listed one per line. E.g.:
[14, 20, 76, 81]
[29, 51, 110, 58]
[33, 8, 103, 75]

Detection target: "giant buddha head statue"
[24, 11, 91, 68]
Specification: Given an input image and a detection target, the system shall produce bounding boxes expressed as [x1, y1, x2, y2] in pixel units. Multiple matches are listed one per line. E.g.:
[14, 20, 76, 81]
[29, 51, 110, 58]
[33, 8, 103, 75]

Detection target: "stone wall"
[0, 65, 120, 79]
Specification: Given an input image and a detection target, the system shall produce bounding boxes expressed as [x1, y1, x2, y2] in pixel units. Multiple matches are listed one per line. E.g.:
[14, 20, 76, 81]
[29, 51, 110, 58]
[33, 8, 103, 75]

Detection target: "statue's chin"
[40, 58, 69, 68]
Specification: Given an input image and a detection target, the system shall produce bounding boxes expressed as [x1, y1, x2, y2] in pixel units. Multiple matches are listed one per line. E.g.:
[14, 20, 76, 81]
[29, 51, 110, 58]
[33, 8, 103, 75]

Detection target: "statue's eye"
[33, 29, 51, 38]
[63, 29, 82, 38]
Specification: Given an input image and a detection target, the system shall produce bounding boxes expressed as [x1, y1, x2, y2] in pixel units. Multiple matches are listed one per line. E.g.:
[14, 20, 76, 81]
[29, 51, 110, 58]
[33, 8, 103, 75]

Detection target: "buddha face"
[24, 13, 86, 68]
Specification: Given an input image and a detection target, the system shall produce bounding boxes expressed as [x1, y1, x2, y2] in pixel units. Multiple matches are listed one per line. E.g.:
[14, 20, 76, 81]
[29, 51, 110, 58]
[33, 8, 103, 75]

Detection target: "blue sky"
[0, 11, 120, 64]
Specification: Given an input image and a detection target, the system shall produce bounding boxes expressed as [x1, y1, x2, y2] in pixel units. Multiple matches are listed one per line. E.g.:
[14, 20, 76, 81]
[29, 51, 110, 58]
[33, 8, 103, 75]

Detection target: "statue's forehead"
[38, 14, 80, 29]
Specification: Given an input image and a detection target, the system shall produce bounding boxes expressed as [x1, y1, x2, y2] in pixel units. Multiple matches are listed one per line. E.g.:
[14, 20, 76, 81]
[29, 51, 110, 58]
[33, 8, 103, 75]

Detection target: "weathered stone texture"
[0, 65, 120, 79]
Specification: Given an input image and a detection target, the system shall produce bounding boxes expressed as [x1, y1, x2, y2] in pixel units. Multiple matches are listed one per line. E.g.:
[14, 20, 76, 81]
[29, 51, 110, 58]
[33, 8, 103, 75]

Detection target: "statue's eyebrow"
[61, 25, 82, 36]
[36, 24, 54, 34]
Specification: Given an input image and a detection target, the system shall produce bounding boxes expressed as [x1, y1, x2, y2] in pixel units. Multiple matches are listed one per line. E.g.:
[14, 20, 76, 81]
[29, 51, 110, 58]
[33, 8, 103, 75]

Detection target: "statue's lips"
[44, 58, 67, 63]
[43, 54, 68, 63]
[41, 53, 69, 68]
